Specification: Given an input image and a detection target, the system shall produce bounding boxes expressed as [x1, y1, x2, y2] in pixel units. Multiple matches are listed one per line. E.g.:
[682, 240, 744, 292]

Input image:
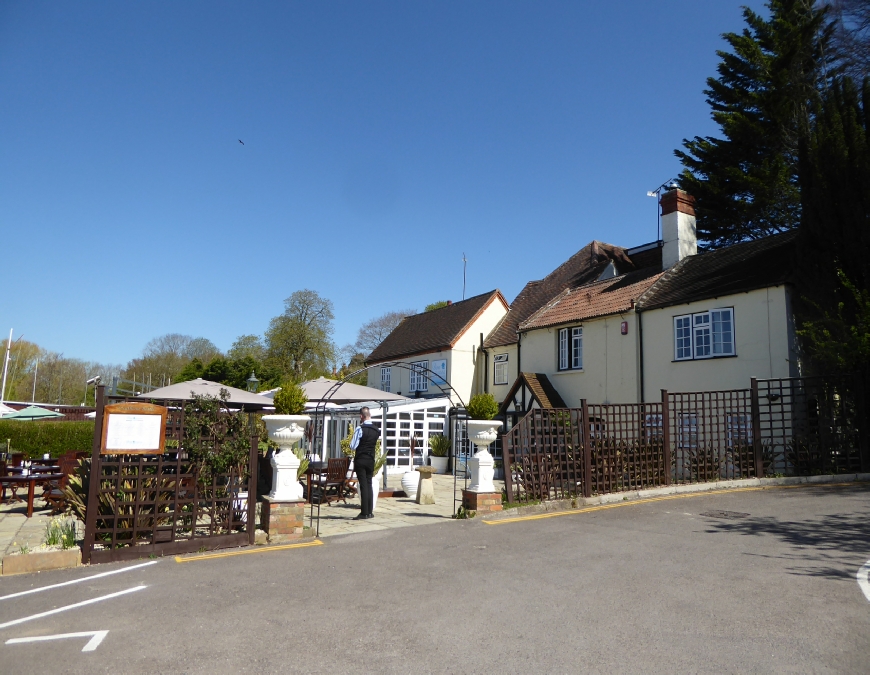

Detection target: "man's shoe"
[354, 514, 367, 520]
[365, 514, 374, 519]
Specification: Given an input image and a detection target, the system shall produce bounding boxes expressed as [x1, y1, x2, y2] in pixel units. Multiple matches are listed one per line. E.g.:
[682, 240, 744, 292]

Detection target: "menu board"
[101, 402, 167, 454]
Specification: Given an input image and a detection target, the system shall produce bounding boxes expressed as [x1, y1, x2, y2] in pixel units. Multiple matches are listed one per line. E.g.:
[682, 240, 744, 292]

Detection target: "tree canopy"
[264, 289, 336, 381]
[675, 0, 835, 248]
[354, 308, 415, 355]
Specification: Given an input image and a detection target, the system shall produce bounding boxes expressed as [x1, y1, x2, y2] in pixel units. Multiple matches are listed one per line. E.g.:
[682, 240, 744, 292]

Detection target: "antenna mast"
[462, 253, 467, 300]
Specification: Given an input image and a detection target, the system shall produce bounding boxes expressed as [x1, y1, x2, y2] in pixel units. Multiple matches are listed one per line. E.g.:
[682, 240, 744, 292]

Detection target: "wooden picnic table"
[0, 473, 64, 517]
[6, 465, 58, 475]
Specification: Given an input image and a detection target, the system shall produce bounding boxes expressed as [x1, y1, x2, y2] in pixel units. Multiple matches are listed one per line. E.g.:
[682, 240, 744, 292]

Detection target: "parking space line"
[175, 539, 323, 563]
[6, 630, 108, 652]
[858, 561, 870, 602]
[0, 561, 158, 602]
[483, 483, 858, 525]
[0, 586, 146, 630]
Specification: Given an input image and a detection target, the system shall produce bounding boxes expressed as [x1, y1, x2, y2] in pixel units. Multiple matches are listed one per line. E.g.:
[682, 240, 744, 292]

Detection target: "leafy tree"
[425, 300, 449, 312]
[123, 333, 221, 384]
[354, 309, 415, 355]
[797, 76, 870, 377]
[176, 355, 282, 390]
[675, 0, 835, 248]
[829, 0, 870, 81]
[228, 334, 267, 362]
[265, 290, 335, 381]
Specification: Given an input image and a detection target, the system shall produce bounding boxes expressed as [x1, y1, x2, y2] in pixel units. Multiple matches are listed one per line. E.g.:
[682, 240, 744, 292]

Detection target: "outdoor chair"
[343, 460, 358, 499]
[41, 455, 79, 515]
[310, 457, 350, 506]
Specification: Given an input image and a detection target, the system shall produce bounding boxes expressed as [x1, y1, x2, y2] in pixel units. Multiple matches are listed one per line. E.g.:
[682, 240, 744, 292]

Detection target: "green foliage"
[293, 446, 310, 479]
[675, 0, 834, 247]
[44, 518, 77, 549]
[340, 425, 355, 457]
[428, 434, 451, 457]
[424, 301, 449, 312]
[467, 393, 499, 420]
[272, 382, 308, 415]
[373, 440, 386, 475]
[176, 355, 281, 390]
[0, 420, 94, 459]
[798, 270, 870, 376]
[183, 390, 251, 483]
[265, 289, 336, 380]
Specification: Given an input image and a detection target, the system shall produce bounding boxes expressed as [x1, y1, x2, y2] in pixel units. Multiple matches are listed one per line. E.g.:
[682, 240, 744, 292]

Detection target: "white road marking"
[858, 560, 870, 602]
[0, 586, 146, 629]
[6, 630, 108, 652]
[0, 560, 158, 601]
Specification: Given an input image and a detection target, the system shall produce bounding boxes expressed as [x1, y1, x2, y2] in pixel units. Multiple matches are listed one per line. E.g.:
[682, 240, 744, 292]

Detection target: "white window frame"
[409, 360, 429, 392]
[493, 354, 509, 385]
[673, 308, 735, 361]
[380, 367, 391, 392]
[558, 326, 583, 371]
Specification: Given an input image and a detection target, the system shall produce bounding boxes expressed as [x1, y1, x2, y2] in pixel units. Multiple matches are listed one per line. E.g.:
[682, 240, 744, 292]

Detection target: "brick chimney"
[660, 188, 697, 269]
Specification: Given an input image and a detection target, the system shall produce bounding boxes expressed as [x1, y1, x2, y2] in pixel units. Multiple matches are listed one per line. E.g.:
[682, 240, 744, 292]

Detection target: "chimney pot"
[447, 300, 452, 306]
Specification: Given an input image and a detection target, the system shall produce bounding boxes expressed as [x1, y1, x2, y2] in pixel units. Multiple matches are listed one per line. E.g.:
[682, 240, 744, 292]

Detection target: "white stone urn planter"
[466, 419, 503, 493]
[262, 414, 310, 501]
[401, 470, 419, 499]
[429, 455, 449, 474]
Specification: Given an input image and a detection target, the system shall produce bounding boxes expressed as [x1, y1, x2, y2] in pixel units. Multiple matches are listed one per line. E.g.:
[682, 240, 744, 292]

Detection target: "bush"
[273, 382, 308, 415]
[466, 393, 498, 420]
[428, 434, 451, 457]
[0, 420, 94, 459]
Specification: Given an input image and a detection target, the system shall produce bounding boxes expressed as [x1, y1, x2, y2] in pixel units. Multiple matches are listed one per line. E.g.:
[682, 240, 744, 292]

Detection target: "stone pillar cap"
[416, 466, 438, 476]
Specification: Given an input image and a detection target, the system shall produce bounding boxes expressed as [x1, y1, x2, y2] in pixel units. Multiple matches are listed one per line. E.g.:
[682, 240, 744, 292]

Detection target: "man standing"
[350, 407, 380, 520]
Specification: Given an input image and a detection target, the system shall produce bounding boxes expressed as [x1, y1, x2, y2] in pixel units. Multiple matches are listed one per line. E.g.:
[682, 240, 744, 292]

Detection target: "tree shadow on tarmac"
[701, 485, 870, 582]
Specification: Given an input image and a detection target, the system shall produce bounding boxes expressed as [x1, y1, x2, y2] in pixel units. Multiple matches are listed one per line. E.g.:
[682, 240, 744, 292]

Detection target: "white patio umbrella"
[296, 377, 406, 405]
[136, 378, 274, 410]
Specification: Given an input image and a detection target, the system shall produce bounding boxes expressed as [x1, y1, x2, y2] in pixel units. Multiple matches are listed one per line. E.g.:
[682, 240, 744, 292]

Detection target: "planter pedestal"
[461, 489, 502, 515]
[415, 466, 437, 505]
[261, 497, 311, 543]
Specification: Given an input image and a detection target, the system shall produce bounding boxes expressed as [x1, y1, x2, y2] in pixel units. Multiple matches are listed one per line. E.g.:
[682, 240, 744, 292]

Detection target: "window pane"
[674, 316, 692, 359]
[693, 313, 711, 357]
[572, 327, 583, 369]
[380, 367, 391, 392]
[712, 309, 734, 355]
[559, 329, 568, 370]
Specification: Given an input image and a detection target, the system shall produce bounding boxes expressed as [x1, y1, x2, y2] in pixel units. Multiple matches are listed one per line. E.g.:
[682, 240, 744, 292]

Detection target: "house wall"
[640, 285, 795, 400]
[481, 343, 518, 402]
[366, 298, 507, 406]
[518, 312, 640, 407]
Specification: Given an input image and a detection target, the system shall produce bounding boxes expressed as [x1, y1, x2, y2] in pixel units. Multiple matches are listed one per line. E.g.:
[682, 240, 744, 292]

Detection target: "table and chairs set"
[0, 451, 87, 518]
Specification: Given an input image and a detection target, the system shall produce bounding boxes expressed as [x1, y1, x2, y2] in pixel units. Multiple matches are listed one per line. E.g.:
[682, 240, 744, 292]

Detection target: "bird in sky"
[238, 139, 244, 145]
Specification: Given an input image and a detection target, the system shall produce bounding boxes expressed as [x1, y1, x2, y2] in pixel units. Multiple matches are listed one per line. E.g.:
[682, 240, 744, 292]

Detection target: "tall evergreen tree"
[797, 76, 870, 377]
[675, 0, 835, 248]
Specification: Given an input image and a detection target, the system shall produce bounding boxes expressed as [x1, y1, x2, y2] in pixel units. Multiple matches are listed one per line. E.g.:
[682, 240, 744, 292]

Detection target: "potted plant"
[465, 393, 503, 493]
[401, 434, 420, 498]
[428, 434, 450, 474]
[262, 382, 310, 501]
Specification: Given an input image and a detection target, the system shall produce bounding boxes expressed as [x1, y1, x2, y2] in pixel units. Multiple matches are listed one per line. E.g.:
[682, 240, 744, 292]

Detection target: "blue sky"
[0, 1, 767, 365]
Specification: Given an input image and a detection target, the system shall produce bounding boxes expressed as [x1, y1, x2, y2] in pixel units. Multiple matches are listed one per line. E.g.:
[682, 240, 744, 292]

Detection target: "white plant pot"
[372, 470, 382, 512]
[401, 471, 419, 498]
[465, 419, 503, 493]
[262, 414, 310, 501]
[429, 456, 449, 474]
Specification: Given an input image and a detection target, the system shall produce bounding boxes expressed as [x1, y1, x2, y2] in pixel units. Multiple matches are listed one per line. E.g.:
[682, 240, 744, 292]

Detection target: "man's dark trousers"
[356, 455, 374, 517]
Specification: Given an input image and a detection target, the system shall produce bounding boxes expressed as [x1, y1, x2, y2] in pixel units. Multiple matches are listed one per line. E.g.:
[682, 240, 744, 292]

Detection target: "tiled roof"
[484, 241, 658, 348]
[498, 372, 567, 413]
[519, 267, 663, 331]
[366, 290, 508, 363]
[638, 231, 797, 311]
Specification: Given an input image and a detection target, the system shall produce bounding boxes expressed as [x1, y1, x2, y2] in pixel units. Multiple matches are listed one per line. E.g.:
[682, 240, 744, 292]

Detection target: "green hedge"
[0, 420, 95, 459]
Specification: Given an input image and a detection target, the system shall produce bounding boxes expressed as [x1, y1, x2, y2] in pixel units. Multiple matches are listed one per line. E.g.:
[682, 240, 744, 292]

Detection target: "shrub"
[0, 420, 94, 459]
[273, 382, 308, 415]
[428, 434, 451, 457]
[466, 393, 498, 420]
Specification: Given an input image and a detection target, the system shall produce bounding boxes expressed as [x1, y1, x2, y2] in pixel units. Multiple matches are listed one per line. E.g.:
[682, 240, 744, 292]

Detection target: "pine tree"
[675, 1, 835, 248]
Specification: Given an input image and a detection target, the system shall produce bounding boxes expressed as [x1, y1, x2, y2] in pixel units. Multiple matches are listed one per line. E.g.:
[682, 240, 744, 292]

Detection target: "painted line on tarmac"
[483, 483, 857, 526]
[858, 560, 870, 602]
[0, 561, 158, 602]
[0, 586, 146, 630]
[174, 539, 324, 563]
[6, 630, 108, 652]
